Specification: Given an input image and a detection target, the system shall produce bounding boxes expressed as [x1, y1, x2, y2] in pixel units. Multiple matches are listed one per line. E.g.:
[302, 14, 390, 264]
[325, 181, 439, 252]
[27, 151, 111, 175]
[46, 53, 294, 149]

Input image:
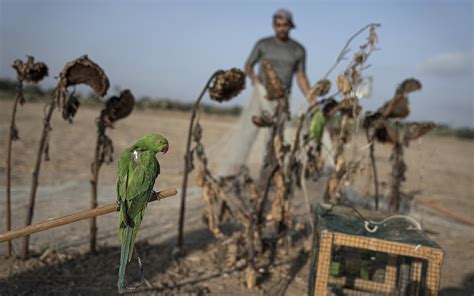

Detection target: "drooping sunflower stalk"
[324, 25, 380, 203]
[22, 56, 109, 259]
[363, 78, 429, 212]
[6, 56, 48, 258]
[177, 68, 245, 253]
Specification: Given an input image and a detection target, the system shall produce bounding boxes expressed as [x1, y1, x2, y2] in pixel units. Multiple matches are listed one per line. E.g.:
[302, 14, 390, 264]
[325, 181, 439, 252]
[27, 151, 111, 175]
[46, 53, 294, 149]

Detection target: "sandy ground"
[0, 100, 473, 295]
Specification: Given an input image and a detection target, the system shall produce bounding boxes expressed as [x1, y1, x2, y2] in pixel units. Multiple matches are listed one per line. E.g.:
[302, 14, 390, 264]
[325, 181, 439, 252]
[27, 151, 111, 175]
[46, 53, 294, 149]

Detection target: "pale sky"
[1, 0, 472, 127]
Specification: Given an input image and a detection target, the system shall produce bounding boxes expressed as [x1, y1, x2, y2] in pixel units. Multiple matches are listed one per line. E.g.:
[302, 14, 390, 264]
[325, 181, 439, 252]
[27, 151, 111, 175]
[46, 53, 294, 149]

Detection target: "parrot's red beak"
[162, 144, 169, 155]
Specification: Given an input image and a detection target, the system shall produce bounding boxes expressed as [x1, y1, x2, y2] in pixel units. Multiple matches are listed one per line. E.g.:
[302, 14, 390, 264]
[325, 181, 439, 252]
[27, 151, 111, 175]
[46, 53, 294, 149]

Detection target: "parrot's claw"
[122, 254, 144, 292]
[116, 201, 121, 212]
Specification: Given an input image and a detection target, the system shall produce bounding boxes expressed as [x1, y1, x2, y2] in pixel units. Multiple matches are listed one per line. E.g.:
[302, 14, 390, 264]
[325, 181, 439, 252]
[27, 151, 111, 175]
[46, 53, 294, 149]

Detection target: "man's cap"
[273, 8, 295, 28]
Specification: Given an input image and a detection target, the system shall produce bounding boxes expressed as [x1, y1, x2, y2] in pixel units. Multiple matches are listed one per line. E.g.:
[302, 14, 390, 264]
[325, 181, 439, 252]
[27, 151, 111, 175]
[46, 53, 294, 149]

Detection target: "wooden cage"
[308, 204, 443, 296]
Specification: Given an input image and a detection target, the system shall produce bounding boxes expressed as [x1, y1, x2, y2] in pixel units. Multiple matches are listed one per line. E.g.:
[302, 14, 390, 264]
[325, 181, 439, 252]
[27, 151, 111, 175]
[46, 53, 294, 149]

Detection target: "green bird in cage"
[116, 134, 169, 293]
[308, 109, 325, 143]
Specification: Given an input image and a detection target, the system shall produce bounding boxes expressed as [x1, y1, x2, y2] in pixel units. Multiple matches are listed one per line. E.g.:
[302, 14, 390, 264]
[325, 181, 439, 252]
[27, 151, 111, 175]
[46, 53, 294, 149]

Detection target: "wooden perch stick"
[0, 188, 177, 243]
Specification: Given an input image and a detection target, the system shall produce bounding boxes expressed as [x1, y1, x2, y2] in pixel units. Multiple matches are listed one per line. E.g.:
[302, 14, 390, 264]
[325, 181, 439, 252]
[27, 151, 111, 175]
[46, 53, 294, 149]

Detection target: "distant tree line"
[0, 78, 242, 116]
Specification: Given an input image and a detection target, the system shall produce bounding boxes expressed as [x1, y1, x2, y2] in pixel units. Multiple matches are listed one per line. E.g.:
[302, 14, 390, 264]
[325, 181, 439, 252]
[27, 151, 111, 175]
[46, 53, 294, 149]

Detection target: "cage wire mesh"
[308, 204, 443, 296]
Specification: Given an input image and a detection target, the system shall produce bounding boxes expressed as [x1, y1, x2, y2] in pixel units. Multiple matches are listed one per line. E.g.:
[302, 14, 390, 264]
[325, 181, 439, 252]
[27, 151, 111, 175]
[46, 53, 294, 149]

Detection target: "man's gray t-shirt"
[245, 36, 306, 93]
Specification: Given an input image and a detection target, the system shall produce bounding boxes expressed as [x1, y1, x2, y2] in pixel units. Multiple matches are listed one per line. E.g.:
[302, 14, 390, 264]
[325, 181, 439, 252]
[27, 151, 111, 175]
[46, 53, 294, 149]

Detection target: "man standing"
[245, 8, 310, 98]
[218, 8, 312, 176]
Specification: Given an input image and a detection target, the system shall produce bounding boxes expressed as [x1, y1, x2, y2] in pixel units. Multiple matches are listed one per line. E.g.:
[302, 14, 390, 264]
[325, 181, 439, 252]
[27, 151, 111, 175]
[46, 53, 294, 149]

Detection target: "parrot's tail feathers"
[127, 216, 143, 262]
[118, 227, 133, 293]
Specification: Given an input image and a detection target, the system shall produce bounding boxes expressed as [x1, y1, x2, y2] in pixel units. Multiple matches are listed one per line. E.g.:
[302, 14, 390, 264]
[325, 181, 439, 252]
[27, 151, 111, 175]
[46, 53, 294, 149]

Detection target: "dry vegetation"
[0, 99, 473, 295]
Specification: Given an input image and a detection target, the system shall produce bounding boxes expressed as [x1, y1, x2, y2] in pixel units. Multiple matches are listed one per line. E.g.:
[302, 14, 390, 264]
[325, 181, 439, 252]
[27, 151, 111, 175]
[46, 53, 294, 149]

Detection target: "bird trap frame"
[308, 204, 443, 296]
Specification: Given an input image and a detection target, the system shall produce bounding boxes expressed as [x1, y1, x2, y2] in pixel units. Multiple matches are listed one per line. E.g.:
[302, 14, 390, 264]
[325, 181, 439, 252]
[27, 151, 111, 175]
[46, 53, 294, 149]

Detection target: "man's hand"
[245, 64, 261, 86]
[296, 70, 310, 99]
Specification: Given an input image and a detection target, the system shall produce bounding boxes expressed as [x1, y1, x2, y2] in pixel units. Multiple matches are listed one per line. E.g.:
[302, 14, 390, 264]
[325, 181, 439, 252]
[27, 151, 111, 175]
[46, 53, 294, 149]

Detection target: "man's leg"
[217, 84, 266, 176]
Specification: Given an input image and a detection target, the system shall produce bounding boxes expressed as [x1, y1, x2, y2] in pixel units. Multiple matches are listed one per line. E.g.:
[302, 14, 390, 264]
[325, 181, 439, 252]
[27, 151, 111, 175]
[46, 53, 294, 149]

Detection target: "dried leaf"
[63, 92, 80, 123]
[350, 66, 361, 85]
[195, 166, 205, 187]
[369, 25, 378, 49]
[354, 52, 366, 65]
[328, 98, 361, 118]
[308, 79, 331, 101]
[403, 122, 435, 145]
[10, 125, 19, 141]
[409, 122, 435, 140]
[193, 122, 203, 142]
[374, 120, 397, 144]
[245, 266, 257, 289]
[251, 111, 273, 127]
[336, 74, 352, 94]
[98, 134, 114, 164]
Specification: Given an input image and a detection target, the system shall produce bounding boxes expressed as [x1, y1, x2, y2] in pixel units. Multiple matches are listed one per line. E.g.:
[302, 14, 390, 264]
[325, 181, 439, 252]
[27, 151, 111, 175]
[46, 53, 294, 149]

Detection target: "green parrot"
[308, 109, 325, 143]
[116, 134, 169, 293]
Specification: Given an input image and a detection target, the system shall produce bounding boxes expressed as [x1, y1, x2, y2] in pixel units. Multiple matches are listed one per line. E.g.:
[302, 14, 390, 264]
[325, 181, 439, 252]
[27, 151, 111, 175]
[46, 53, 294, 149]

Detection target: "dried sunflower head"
[102, 89, 135, 127]
[209, 68, 246, 102]
[307, 79, 331, 101]
[396, 78, 422, 96]
[58, 55, 109, 96]
[12, 56, 48, 83]
[262, 59, 286, 100]
[57, 55, 109, 122]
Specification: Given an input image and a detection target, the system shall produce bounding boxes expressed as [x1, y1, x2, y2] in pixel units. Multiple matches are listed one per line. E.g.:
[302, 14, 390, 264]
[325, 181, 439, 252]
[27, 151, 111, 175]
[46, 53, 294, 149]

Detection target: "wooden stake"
[22, 98, 56, 259]
[5, 80, 24, 257]
[0, 188, 176, 243]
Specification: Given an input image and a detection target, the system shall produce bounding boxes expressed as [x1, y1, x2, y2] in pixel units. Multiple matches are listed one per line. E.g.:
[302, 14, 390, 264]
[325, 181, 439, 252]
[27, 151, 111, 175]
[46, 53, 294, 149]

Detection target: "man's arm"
[245, 40, 262, 85]
[295, 45, 311, 99]
[245, 63, 260, 85]
[296, 69, 310, 99]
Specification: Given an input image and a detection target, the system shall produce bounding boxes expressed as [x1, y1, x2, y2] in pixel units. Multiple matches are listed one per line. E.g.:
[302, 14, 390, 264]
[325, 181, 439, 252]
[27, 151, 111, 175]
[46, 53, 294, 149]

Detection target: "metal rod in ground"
[0, 188, 177, 243]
